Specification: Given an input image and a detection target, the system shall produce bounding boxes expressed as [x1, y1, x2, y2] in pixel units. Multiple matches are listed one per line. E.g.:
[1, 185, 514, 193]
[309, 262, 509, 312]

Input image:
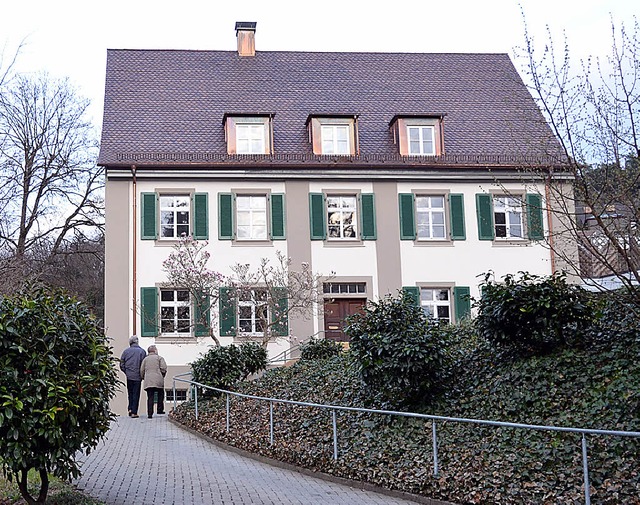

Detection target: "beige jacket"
[140, 352, 167, 390]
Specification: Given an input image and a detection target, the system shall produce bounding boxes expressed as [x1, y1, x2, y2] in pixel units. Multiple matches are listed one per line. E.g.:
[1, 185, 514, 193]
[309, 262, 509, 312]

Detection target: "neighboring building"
[101, 22, 577, 414]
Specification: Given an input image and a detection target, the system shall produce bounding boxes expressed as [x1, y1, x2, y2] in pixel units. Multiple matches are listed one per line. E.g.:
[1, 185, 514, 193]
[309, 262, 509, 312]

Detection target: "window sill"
[491, 239, 532, 247]
[413, 239, 453, 247]
[155, 334, 199, 344]
[232, 240, 274, 247]
[323, 239, 364, 247]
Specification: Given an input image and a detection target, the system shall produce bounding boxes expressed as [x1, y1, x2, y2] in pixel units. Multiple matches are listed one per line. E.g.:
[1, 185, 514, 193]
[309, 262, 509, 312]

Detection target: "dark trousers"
[146, 387, 165, 417]
[126, 379, 142, 414]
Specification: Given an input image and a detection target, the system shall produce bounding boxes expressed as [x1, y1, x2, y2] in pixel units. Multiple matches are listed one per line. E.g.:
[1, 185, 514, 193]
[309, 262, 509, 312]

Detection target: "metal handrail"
[172, 374, 640, 505]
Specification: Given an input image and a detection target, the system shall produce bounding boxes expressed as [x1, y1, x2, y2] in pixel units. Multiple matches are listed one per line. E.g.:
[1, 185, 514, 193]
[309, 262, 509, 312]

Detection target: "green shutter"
[402, 286, 420, 305]
[140, 287, 158, 337]
[218, 193, 234, 240]
[309, 193, 326, 240]
[359, 193, 377, 240]
[454, 286, 471, 321]
[271, 287, 289, 336]
[270, 193, 286, 240]
[192, 193, 209, 240]
[449, 194, 466, 240]
[141, 193, 158, 240]
[476, 193, 495, 240]
[194, 292, 210, 337]
[526, 193, 544, 240]
[399, 193, 416, 240]
[219, 287, 236, 336]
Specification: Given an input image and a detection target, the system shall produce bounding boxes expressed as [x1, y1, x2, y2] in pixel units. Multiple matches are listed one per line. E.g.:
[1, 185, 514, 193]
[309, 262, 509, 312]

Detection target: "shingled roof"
[98, 48, 564, 168]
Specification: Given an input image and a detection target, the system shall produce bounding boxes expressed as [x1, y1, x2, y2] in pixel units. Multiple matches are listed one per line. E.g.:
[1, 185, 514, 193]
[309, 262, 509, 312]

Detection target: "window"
[399, 193, 465, 241]
[407, 126, 436, 155]
[475, 193, 544, 241]
[238, 289, 268, 334]
[420, 288, 451, 322]
[236, 195, 267, 240]
[218, 193, 285, 241]
[160, 289, 190, 334]
[323, 282, 366, 295]
[327, 195, 357, 239]
[309, 193, 376, 241]
[159, 196, 190, 239]
[141, 192, 208, 241]
[166, 389, 188, 402]
[308, 116, 357, 155]
[223, 115, 272, 155]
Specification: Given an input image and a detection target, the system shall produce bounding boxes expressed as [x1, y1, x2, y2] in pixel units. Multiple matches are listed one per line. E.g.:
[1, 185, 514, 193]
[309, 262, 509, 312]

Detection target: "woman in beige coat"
[140, 345, 168, 418]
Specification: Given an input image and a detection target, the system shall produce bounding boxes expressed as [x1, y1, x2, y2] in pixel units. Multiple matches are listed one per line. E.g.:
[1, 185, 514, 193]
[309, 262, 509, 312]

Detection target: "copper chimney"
[235, 22, 257, 57]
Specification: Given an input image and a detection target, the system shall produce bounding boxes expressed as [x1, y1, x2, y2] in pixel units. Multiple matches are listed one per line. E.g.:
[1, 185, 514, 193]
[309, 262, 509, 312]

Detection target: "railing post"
[432, 421, 439, 477]
[582, 434, 591, 505]
[332, 409, 338, 460]
[269, 401, 274, 446]
[226, 393, 230, 433]
[194, 386, 199, 420]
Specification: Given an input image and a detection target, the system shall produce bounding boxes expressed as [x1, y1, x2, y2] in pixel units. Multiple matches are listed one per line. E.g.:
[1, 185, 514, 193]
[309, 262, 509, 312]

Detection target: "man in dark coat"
[120, 335, 146, 418]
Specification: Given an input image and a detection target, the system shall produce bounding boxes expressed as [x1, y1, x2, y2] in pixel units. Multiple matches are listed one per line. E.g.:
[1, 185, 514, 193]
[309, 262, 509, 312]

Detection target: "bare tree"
[0, 72, 103, 288]
[516, 14, 640, 303]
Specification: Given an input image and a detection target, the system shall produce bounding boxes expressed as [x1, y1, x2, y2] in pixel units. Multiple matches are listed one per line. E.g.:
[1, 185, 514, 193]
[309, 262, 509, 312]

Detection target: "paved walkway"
[74, 414, 425, 505]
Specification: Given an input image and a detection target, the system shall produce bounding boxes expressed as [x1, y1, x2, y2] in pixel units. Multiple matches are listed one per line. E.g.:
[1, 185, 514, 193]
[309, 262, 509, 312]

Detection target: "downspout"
[545, 171, 556, 273]
[131, 165, 137, 335]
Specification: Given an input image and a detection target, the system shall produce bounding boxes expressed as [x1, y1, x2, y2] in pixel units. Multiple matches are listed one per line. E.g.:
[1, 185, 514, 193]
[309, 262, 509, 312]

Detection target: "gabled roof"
[98, 49, 564, 167]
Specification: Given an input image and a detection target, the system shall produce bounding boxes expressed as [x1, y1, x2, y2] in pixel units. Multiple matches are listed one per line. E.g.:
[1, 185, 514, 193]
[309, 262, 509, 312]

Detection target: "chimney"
[235, 21, 257, 57]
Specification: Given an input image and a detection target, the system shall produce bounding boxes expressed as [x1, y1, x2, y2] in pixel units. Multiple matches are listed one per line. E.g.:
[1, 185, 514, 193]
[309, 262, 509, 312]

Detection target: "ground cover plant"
[171, 285, 640, 504]
[0, 469, 104, 505]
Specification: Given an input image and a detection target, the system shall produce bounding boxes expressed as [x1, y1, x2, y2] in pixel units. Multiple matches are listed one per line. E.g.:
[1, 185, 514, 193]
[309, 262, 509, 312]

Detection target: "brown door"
[323, 298, 366, 342]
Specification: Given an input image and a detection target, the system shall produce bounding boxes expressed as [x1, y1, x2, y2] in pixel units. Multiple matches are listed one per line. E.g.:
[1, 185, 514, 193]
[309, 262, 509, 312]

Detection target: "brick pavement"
[74, 414, 434, 505]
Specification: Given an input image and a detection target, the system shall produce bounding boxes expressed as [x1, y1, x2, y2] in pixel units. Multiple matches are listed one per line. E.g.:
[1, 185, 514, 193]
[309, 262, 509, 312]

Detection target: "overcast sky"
[1, 0, 637, 130]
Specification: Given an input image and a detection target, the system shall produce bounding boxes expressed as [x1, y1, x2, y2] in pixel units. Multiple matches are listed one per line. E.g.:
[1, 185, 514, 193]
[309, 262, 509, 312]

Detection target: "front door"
[323, 298, 366, 342]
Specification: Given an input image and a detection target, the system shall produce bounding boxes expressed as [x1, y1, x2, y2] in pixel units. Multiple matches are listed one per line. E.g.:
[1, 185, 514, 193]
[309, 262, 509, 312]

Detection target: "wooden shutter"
[449, 194, 466, 240]
[140, 287, 158, 337]
[475, 194, 495, 240]
[399, 193, 416, 240]
[219, 287, 236, 336]
[218, 193, 234, 240]
[402, 286, 420, 305]
[192, 193, 209, 240]
[271, 287, 289, 337]
[454, 286, 471, 321]
[141, 193, 158, 240]
[270, 193, 286, 240]
[526, 193, 544, 240]
[309, 193, 326, 240]
[359, 193, 377, 240]
[194, 292, 210, 337]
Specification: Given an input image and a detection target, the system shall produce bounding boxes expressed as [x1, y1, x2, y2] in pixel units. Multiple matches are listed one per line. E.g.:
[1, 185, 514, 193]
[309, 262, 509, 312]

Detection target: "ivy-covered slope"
[172, 335, 640, 505]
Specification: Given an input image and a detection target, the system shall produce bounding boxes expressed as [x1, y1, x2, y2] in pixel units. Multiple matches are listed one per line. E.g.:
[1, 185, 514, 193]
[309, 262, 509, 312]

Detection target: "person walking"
[140, 345, 167, 419]
[120, 335, 146, 418]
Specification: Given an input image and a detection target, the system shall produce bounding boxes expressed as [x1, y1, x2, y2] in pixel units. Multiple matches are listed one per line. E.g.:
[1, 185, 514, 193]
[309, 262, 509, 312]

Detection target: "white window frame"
[159, 195, 190, 239]
[321, 124, 351, 155]
[236, 123, 266, 154]
[420, 287, 451, 322]
[236, 195, 268, 240]
[416, 195, 446, 240]
[493, 196, 524, 239]
[160, 289, 191, 335]
[407, 125, 436, 155]
[327, 195, 358, 240]
[238, 288, 268, 335]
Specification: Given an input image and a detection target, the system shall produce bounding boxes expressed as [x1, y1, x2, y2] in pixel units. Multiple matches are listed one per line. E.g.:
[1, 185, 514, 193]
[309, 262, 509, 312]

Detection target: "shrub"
[474, 272, 594, 357]
[0, 286, 117, 505]
[299, 337, 344, 361]
[191, 342, 267, 392]
[345, 291, 448, 407]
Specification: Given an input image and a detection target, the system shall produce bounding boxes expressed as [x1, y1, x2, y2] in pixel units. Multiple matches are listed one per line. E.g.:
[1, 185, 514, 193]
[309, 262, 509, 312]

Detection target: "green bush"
[0, 286, 117, 504]
[345, 291, 448, 407]
[191, 342, 267, 392]
[474, 272, 594, 357]
[300, 337, 344, 361]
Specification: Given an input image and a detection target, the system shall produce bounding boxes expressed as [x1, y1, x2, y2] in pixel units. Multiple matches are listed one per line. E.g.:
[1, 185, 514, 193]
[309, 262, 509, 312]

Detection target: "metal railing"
[172, 374, 640, 505]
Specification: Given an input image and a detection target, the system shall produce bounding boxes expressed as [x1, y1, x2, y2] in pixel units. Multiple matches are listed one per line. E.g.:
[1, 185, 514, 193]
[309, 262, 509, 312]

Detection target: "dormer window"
[224, 114, 273, 155]
[390, 115, 445, 156]
[307, 115, 358, 156]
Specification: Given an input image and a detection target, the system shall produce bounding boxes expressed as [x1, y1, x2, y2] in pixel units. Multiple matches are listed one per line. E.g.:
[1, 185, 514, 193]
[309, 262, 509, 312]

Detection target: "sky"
[1, 0, 637, 131]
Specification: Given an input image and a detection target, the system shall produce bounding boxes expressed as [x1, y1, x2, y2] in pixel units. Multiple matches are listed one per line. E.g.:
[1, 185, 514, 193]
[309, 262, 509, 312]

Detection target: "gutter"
[131, 165, 137, 336]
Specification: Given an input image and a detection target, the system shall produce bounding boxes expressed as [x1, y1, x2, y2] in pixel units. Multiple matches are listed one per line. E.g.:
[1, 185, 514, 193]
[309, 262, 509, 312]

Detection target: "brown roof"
[98, 49, 564, 167]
